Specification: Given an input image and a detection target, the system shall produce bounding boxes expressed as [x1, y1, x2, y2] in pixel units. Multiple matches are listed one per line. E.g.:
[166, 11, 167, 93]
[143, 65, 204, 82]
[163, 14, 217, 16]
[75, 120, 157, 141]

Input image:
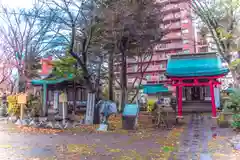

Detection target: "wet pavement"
[0, 113, 239, 160]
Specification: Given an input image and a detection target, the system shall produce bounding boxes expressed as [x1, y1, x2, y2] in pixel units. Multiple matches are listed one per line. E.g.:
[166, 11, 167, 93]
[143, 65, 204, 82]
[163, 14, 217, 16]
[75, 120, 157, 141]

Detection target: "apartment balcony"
[162, 4, 181, 13]
[162, 32, 182, 40]
[163, 13, 181, 21]
[127, 58, 137, 63]
[155, 43, 183, 51]
[157, 0, 181, 5]
[146, 75, 167, 82]
[162, 23, 181, 31]
[127, 65, 166, 73]
[127, 67, 136, 73]
[127, 78, 147, 87]
[146, 65, 166, 72]
[127, 55, 167, 64]
[141, 55, 168, 62]
[157, 0, 168, 4]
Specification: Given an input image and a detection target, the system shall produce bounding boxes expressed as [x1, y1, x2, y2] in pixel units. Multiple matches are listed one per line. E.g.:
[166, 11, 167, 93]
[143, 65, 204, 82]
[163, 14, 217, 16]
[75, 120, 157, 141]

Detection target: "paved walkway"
[0, 114, 239, 160]
[173, 113, 239, 160]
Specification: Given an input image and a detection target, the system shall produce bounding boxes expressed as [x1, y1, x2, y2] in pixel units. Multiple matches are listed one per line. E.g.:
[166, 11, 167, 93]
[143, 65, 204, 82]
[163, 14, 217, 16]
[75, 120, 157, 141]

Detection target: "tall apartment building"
[113, 0, 198, 101]
[125, 0, 196, 85]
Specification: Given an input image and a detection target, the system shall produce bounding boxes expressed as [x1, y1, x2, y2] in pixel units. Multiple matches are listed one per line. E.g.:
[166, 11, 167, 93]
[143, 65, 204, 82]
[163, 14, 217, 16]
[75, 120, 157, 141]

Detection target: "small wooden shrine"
[165, 52, 229, 118]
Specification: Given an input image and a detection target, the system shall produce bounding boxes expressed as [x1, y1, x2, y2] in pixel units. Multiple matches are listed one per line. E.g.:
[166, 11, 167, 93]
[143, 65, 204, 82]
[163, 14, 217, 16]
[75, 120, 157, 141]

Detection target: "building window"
[183, 39, 189, 44]
[175, 22, 180, 26]
[176, 32, 181, 36]
[183, 50, 190, 54]
[160, 64, 163, 68]
[182, 29, 189, 34]
[159, 76, 163, 81]
[181, 19, 188, 24]
[159, 75, 165, 80]
[175, 13, 181, 18]
[146, 75, 150, 80]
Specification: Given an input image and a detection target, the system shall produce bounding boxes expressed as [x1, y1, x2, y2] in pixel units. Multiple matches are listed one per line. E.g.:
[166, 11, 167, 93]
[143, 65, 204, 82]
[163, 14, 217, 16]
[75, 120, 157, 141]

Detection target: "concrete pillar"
[85, 93, 96, 124]
[53, 91, 59, 110]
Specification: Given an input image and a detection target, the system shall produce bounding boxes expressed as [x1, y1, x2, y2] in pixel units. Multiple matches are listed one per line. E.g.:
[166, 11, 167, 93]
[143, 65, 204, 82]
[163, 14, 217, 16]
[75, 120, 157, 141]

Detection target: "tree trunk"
[230, 69, 240, 88]
[120, 51, 127, 112]
[18, 72, 26, 93]
[108, 53, 114, 101]
[73, 80, 77, 115]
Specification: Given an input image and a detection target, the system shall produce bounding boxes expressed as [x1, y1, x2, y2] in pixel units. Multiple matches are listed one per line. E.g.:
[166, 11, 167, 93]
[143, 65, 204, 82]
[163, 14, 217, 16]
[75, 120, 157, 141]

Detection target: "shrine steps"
[182, 102, 212, 112]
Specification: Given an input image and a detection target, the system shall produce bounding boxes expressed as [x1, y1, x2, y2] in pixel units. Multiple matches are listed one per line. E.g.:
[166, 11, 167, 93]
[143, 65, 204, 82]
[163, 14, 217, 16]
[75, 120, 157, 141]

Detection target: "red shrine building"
[165, 52, 229, 118]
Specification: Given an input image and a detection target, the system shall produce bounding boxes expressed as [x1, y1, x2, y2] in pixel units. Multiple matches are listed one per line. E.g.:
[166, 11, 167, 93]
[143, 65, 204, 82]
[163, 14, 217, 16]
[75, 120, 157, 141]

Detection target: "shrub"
[231, 114, 240, 129]
[147, 99, 155, 112]
[26, 94, 41, 117]
[223, 90, 240, 130]
[7, 95, 20, 116]
[224, 89, 240, 113]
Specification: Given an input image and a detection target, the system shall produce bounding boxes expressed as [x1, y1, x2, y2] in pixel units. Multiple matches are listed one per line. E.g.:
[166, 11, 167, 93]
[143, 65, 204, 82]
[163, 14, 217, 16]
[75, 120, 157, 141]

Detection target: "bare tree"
[190, 0, 240, 86]
[0, 54, 13, 87]
[43, 0, 104, 92]
[0, 2, 62, 92]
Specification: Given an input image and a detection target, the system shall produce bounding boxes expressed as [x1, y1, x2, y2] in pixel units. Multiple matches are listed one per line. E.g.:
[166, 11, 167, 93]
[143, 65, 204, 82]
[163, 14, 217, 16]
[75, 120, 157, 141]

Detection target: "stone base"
[46, 121, 54, 128]
[229, 135, 240, 150]
[212, 116, 218, 119]
[54, 121, 63, 129]
[39, 117, 48, 122]
[15, 119, 29, 126]
[97, 124, 108, 131]
[29, 120, 39, 127]
[176, 116, 184, 119]
[9, 116, 18, 123]
[15, 119, 22, 125]
[218, 121, 230, 128]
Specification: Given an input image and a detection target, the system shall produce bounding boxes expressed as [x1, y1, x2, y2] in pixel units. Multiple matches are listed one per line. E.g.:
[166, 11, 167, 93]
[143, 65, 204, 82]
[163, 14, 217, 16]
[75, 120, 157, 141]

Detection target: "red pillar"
[177, 86, 183, 118]
[210, 83, 217, 118]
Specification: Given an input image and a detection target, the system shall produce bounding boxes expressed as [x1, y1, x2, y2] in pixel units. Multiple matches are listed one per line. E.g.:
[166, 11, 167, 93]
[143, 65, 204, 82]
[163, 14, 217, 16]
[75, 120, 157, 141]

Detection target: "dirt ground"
[0, 113, 239, 160]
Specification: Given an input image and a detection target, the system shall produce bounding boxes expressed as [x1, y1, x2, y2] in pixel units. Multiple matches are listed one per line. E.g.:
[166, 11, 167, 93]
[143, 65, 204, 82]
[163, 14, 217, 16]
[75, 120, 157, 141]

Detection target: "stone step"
[182, 103, 212, 112]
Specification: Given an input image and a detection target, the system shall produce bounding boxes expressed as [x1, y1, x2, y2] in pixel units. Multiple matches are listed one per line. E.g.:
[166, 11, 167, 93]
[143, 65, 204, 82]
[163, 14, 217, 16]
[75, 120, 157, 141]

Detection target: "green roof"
[31, 74, 73, 85]
[224, 87, 235, 93]
[143, 84, 169, 94]
[166, 52, 229, 77]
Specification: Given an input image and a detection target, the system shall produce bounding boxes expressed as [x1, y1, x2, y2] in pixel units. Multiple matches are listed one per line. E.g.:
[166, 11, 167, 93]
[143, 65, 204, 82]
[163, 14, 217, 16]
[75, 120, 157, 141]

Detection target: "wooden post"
[17, 93, 27, 120]
[210, 83, 217, 118]
[20, 104, 24, 120]
[177, 86, 183, 118]
[43, 84, 47, 116]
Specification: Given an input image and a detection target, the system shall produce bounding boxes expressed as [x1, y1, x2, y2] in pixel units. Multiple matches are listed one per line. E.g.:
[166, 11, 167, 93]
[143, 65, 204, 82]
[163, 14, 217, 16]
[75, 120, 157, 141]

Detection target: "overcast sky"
[1, 0, 33, 8]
